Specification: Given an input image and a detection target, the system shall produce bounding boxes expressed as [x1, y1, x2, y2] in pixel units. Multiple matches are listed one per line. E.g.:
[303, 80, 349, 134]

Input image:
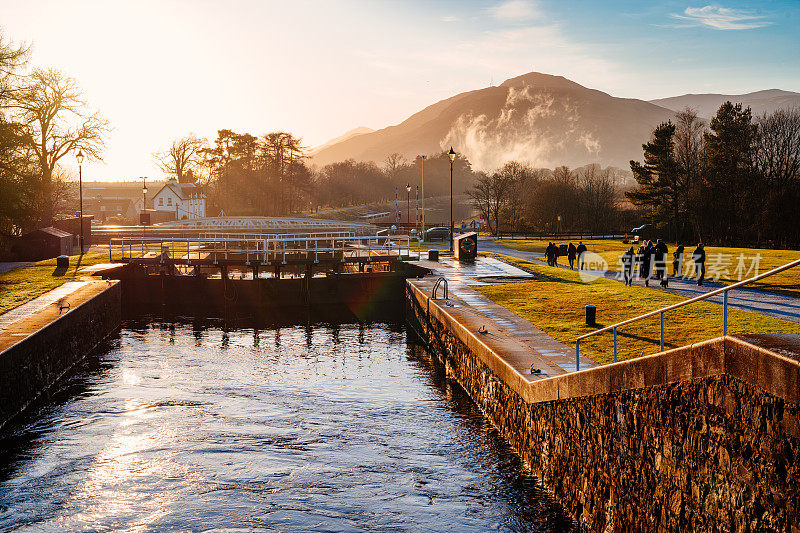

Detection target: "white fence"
[110, 232, 421, 265]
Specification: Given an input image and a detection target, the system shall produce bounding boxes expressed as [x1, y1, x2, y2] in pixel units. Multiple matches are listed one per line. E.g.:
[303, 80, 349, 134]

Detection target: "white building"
[152, 178, 207, 220]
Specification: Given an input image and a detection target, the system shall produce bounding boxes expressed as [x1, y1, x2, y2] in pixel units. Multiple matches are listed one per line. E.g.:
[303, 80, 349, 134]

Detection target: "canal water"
[0, 316, 573, 532]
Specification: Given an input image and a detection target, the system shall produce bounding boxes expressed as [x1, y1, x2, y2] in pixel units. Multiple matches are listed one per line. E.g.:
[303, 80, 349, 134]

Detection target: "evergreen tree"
[627, 121, 682, 240]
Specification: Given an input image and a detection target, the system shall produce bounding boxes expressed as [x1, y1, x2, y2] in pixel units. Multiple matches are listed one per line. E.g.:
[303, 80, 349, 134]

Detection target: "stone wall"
[406, 281, 800, 532]
[0, 282, 122, 430]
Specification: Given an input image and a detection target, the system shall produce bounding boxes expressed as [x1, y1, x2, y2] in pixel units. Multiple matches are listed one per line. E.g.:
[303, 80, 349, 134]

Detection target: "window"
[159, 198, 163, 206]
[167, 197, 172, 205]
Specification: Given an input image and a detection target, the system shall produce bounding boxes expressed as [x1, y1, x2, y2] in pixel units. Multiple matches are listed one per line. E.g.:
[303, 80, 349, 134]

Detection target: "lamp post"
[420, 155, 425, 241]
[415, 185, 419, 232]
[76, 150, 85, 254]
[141, 177, 148, 242]
[448, 146, 456, 253]
[406, 183, 411, 226]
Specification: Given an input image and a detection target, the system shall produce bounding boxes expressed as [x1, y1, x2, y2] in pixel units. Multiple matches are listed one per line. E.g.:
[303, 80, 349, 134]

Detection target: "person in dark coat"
[673, 242, 685, 277]
[576, 241, 587, 270]
[621, 246, 635, 286]
[641, 240, 653, 287]
[545, 242, 555, 266]
[655, 239, 669, 287]
[567, 242, 577, 270]
[692, 243, 706, 286]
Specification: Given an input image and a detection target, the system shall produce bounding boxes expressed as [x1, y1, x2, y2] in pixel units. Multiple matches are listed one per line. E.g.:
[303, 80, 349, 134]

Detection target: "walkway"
[481, 239, 800, 324]
[411, 255, 596, 373]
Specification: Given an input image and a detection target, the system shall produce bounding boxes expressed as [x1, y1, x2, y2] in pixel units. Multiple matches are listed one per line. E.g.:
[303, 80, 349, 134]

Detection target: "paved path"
[0, 262, 30, 274]
[0, 281, 92, 332]
[411, 256, 596, 373]
[481, 238, 800, 324]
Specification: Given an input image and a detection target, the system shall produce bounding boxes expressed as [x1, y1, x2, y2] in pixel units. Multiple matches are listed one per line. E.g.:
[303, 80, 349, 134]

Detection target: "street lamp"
[420, 155, 426, 241]
[448, 146, 456, 253]
[406, 183, 411, 226]
[76, 149, 85, 254]
[141, 177, 148, 243]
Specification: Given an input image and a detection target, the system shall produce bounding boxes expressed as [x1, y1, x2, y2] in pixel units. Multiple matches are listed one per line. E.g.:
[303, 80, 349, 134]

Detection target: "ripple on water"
[0, 319, 574, 532]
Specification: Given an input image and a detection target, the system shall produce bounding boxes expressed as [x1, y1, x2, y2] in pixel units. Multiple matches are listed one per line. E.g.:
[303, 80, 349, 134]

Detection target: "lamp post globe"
[448, 147, 456, 253]
[406, 183, 411, 226]
[76, 150, 85, 254]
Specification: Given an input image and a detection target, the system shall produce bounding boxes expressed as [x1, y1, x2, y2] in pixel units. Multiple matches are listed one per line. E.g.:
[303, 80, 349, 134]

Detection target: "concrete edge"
[407, 279, 800, 405]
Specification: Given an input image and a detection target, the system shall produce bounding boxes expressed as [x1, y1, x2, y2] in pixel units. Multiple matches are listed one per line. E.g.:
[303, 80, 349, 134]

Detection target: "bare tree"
[154, 134, 207, 182]
[10, 68, 108, 222]
[0, 28, 30, 103]
[674, 108, 705, 239]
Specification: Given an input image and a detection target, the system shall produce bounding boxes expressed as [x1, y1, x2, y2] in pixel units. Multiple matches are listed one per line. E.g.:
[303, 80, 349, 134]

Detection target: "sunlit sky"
[2, 0, 798, 181]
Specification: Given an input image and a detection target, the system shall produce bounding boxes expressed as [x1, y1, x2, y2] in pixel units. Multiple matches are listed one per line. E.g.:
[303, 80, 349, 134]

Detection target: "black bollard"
[585, 304, 597, 326]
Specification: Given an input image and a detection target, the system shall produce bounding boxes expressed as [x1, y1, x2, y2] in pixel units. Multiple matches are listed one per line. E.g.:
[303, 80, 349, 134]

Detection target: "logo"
[578, 251, 608, 283]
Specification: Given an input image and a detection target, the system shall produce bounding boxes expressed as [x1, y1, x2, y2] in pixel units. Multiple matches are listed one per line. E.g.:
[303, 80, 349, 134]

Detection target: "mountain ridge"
[310, 72, 798, 171]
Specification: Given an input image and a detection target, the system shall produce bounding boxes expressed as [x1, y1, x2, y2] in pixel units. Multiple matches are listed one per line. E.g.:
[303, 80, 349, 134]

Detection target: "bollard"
[585, 304, 597, 326]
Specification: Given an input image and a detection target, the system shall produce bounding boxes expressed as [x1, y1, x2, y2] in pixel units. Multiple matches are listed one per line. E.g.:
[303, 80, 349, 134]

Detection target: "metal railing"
[109, 233, 421, 266]
[574, 257, 800, 370]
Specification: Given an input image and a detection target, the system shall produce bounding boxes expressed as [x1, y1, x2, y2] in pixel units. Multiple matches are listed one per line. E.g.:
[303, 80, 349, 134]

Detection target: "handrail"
[432, 277, 448, 300]
[574, 256, 800, 370]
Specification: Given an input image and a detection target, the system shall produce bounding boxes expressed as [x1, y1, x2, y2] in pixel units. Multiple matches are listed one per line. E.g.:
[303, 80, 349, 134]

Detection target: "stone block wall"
[0, 282, 122, 430]
[407, 281, 800, 532]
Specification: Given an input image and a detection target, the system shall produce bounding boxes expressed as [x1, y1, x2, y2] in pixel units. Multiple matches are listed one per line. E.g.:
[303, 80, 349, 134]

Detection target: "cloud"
[489, 0, 540, 21]
[441, 16, 458, 23]
[671, 5, 771, 30]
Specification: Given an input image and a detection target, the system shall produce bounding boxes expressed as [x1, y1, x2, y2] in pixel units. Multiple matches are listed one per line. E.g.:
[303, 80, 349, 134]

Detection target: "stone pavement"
[480, 238, 800, 324]
[411, 255, 596, 373]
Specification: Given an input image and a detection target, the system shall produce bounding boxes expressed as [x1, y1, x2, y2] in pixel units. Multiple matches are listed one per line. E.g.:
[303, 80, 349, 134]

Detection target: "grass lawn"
[494, 238, 800, 297]
[0, 249, 109, 315]
[477, 255, 800, 365]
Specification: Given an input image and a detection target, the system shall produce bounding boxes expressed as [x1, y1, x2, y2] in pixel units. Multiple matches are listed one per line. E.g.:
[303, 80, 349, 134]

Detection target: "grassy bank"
[477, 255, 800, 365]
[0, 250, 108, 315]
[494, 238, 800, 297]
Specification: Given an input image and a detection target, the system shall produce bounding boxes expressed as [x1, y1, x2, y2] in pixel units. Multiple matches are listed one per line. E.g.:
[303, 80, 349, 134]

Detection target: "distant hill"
[649, 89, 800, 118]
[309, 127, 374, 156]
[310, 72, 676, 171]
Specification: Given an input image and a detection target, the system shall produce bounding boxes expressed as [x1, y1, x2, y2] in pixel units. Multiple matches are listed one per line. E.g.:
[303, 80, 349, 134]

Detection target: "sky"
[2, 0, 798, 181]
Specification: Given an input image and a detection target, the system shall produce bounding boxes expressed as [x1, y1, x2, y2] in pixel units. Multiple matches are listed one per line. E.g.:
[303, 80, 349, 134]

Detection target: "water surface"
[0, 317, 572, 532]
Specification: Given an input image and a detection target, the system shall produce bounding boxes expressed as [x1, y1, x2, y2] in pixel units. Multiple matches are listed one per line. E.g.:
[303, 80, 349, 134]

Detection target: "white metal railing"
[109, 233, 421, 266]
[574, 257, 800, 370]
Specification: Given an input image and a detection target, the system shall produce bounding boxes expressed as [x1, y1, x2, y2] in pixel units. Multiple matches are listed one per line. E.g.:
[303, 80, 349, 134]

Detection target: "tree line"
[628, 103, 800, 248]
[467, 161, 633, 235]
[0, 31, 108, 237]
[157, 130, 479, 217]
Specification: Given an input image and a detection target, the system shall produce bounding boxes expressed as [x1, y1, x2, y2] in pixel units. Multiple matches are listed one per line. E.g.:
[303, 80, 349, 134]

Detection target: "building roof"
[153, 179, 206, 201]
[28, 226, 72, 239]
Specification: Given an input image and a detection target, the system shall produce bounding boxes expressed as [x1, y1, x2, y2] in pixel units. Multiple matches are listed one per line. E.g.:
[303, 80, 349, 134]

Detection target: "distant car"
[425, 227, 451, 241]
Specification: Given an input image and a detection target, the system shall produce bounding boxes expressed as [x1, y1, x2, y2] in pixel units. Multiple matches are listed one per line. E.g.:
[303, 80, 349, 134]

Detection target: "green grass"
[477, 255, 800, 365]
[0, 250, 109, 315]
[494, 238, 800, 297]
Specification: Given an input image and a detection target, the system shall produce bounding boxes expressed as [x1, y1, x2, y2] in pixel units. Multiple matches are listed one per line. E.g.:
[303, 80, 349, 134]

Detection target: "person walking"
[692, 243, 706, 286]
[621, 246, 635, 286]
[655, 239, 669, 287]
[576, 241, 587, 270]
[545, 242, 555, 267]
[567, 242, 577, 270]
[641, 240, 653, 287]
[673, 242, 685, 277]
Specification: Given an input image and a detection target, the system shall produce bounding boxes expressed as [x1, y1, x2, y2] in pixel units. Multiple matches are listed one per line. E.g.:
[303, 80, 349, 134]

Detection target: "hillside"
[310, 72, 677, 171]
[649, 89, 800, 118]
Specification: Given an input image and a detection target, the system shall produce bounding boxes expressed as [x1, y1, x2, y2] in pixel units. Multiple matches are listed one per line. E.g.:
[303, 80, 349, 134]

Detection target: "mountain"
[310, 72, 677, 171]
[309, 127, 374, 156]
[649, 89, 800, 118]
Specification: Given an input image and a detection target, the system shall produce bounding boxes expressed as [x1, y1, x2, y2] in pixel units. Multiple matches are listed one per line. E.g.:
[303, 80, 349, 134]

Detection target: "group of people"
[621, 241, 706, 287]
[545, 241, 587, 270]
